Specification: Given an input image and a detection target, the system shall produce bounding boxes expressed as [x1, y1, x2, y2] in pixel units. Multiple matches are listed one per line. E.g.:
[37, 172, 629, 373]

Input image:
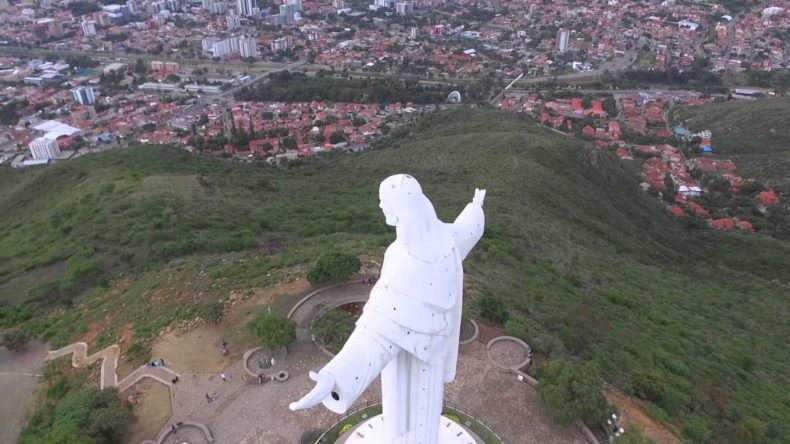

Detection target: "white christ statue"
[290, 174, 485, 444]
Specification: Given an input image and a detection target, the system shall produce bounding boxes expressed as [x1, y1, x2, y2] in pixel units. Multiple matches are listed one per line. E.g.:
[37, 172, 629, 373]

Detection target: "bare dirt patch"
[475, 319, 505, 344]
[80, 316, 113, 346]
[606, 390, 681, 444]
[125, 379, 172, 444]
[150, 279, 311, 374]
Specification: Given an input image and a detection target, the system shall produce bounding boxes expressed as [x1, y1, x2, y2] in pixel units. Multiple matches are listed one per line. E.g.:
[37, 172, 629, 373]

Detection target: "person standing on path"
[220, 372, 227, 382]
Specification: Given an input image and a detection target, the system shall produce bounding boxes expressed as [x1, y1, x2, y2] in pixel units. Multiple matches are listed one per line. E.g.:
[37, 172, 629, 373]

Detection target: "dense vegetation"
[306, 251, 361, 284]
[234, 70, 462, 104]
[18, 360, 133, 444]
[1, 108, 789, 442]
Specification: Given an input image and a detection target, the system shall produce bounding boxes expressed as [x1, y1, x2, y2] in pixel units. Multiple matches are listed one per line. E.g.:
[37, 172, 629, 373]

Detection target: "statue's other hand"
[289, 371, 335, 411]
[473, 188, 486, 208]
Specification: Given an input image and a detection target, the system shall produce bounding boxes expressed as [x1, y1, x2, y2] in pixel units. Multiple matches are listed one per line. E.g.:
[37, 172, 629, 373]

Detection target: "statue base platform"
[339, 414, 480, 444]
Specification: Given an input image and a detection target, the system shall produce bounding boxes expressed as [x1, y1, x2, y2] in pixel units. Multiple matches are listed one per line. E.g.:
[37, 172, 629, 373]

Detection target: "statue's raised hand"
[289, 371, 335, 411]
[473, 188, 486, 208]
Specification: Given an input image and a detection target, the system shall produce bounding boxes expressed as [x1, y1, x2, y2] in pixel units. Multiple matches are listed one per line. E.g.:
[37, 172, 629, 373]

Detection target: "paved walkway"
[288, 282, 371, 341]
[42, 283, 589, 443]
[46, 342, 179, 390]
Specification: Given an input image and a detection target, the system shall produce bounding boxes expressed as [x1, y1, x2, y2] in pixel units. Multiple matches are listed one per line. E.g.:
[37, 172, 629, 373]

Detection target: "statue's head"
[379, 174, 425, 227]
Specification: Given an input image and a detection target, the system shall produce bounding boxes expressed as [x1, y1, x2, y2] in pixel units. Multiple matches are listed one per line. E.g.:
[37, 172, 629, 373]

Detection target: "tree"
[133, 59, 148, 75]
[248, 312, 296, 351]
[2, 330, 30, 352]
[329, 130, 347, 144]
[88, 402, 134, 443]
[538, 359, 608, 426]
[307, 251, 361, 285]
[311, 310, 355, 352]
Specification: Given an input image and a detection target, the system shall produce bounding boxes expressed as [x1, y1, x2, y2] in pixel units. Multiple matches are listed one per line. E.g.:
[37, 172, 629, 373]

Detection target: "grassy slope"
[676, 97, 790, 186]
[1, 108, 789, 441]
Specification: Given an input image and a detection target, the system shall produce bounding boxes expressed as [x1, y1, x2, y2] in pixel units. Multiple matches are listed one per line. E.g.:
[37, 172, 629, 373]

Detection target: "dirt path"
[606, 391, 681, 444]
[46, 342, 178, 390]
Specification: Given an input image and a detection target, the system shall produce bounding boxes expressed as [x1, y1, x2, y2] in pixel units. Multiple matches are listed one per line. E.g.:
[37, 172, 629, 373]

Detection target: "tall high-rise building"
[29, 137, 60, 160]
[126, 0, 137, 14]
[285, 0, 302, 11]
[210, 2, 227, 14]
[71, 86, 96, 105]
[202, 0, 212, 9]
[202, 36, 217, 51]
[395, 1, 413, 15]
[81, 20, 96, 37]
[556, 28, 570, 53]
[279, 3, 299, 23]
[239, 36, 258, 58]
[226, 13, 241, 30]
[212, 36, 239, 57]
[270, 35, 292, 52]
[237, 0, 254, 16]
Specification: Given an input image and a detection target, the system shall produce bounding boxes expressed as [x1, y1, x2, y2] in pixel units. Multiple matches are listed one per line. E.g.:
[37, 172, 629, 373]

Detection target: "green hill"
[2, 108, 789, 443]
[676, 97, 790, 185]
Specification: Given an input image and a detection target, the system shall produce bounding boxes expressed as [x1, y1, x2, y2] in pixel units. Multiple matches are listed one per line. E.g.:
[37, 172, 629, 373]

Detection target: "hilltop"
[676, 97, 790, 186]
[2, 108, 789, 443]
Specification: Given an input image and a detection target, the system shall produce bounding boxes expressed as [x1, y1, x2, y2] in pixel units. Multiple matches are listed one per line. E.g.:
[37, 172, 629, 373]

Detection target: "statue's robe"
[318, 202, 484, 444]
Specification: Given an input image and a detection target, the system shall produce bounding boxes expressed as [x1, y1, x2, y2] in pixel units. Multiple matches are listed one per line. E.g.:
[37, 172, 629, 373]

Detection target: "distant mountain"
[2, 108, 788, 442]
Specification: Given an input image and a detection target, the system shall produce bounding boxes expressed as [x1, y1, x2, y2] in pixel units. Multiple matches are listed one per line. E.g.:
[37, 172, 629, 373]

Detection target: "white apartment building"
[29, 137, 60, 160]
[71, 86, 96, 105]
[239, 36, 259, 58]
[226, 13, 241, 30]
[81, 20, 96, 37]
[212, 36, 239, 57]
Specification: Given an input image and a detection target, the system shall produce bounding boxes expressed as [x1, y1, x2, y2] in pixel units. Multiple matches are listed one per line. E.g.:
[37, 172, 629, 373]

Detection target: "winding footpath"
[46, 342, 178, 391]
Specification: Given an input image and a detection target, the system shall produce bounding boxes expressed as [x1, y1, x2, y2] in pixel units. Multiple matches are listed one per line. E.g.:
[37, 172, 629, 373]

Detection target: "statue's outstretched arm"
[289, 371, 335, 411]
[452, 188, 486, 260]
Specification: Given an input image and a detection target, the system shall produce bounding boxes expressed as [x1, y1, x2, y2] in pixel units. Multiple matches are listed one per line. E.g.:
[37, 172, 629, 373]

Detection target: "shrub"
[504, 319, 533, 342]
[478, 294, 508, 324]
[632, 369, 667, 403]
[2, 330, 30, 352]
[307, 251, 361, 285]
[614, 425, 650, 444]
[248, 312, 296, 351]
[683, 415, 712, 442]
[532, 333, 566, 358]
[538, 359, 608, 426]
[196, 301, 225, 325]
[0, 303, 33, 327]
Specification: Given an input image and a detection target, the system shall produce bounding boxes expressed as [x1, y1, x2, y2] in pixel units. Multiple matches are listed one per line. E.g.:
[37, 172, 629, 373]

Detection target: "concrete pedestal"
[340, 414, 479, 444]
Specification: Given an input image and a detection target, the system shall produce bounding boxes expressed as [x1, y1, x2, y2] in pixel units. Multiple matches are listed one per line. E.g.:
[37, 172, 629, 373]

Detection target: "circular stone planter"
[485, 336, 532, 371]
[310, 298, 368, 358]
[273, 370, 290, 382]
[459, 318, 479, 345]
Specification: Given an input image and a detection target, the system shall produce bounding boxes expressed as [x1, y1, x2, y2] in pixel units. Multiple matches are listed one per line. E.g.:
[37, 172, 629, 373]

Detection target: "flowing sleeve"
[451, 202, 485, 260]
